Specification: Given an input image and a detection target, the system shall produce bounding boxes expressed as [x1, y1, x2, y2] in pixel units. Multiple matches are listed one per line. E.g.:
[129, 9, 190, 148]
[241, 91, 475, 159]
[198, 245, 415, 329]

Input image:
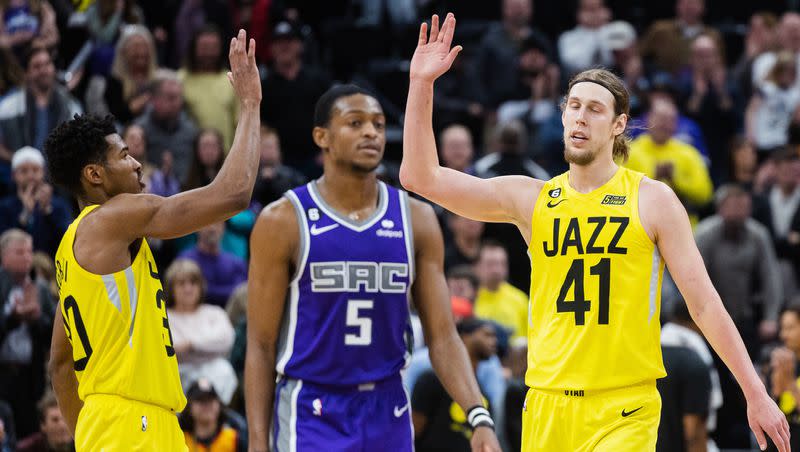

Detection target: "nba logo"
[312, 398, 323, 416]
[141, 415, 148, 432]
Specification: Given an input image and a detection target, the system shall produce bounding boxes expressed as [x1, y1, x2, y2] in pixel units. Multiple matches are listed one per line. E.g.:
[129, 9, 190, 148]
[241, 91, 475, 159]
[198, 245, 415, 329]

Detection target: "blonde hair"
[225, 282, 248, 326]
[110, 25, 158, 100]
[0, 228, 31, 254]
[565, 69, 632, 161]
[164, 259, 207, 307]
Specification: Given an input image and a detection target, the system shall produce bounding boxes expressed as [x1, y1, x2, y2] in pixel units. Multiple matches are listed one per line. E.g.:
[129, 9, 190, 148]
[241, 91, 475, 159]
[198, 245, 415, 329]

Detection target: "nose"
[362, 122, 378, 138]
[574, 107, 588, 125]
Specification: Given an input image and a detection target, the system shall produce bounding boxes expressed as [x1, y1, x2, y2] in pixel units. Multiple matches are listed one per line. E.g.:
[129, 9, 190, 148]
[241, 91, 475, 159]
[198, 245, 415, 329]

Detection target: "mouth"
[358, 143, 382, 154]
[569, 131, 589, 145]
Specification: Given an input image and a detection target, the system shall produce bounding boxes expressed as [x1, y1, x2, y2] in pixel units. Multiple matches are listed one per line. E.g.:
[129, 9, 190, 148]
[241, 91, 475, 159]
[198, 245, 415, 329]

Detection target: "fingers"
[444, 45, 463, 66]
[227, 71, 233, 85]
[440, 12, 455, 46]
[248, 37, 256, 63]
[767, 423, 788, 452]
[751, 422, 767, 450]
[429, 14, 439, 43]
[418, 22, 428, 46]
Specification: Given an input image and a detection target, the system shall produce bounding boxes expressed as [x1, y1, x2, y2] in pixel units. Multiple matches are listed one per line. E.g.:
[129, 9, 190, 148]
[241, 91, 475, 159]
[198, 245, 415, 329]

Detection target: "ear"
[82, 163, 105, 188]
[312, 126, 329, 151]
[612, 113, 628, 137]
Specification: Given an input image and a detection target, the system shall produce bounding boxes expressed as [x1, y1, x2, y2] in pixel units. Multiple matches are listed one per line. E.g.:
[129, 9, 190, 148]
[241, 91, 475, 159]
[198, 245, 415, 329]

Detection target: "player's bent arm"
[94, 102, 262, 241]
[245, 199, 297, 452]
[48, 305, 82, 436]
[409, 200, 485, 411]
[401, 77, 543, 228]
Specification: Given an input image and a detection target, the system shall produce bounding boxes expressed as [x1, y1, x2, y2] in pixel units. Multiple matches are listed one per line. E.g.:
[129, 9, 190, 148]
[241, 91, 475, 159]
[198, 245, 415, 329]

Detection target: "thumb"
[227, 71, 233, 85]
[752, 423, 767, 450]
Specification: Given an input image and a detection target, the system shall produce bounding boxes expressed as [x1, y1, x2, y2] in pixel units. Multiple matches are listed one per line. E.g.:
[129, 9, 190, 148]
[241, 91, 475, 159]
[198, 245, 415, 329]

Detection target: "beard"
[564, 145, 597, 166]
[350, 161, 381, 174]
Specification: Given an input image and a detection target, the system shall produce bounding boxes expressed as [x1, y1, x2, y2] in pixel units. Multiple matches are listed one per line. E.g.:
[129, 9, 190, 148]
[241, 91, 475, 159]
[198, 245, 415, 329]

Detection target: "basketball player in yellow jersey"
[401, 13, 791, 452]
[44, 30, 261, 451]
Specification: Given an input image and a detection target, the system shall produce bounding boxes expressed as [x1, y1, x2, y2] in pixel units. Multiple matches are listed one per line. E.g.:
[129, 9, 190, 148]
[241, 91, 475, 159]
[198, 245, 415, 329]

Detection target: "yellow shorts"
[521, 382, 661, 452]
[75, 394, 187, 451]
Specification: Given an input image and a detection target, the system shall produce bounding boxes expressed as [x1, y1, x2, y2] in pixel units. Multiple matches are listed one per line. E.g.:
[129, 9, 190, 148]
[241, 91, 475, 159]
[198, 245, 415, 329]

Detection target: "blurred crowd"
[1, 0, 800, 450]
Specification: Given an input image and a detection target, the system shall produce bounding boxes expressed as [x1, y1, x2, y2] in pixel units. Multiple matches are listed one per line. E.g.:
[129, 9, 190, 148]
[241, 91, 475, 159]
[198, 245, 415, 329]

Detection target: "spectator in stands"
[84, 0, 142, 78]
[94, 24, 158, 123]
[251, 126, 306, 210]
[0, 46, 22, 103]
[179, 25, 237, 149]
[474, 120, 549, 180]
[439, 124, 475, 174]
[557, 0, 612, 76]
[0, 0, 58, 59]
[122, 124, 154, 190]
[260, 20, 331, 177]
[747, 51, 800, 158]
[412, 317, 496, 452]
[0, 400, 14, 452]
[165, 259, 237, 404]
[639, 0, 722, 75]
[0, 147, 71, 257]
[16, 391, 72, 452]
[447, 265, 479, 306]
[762, 150, 800, 302]
[227, 282, 248, 378]
[753, 12, 800, 91]
[432, 50, 486, 136]
[503, 338, 527, 452]
[146, 150, 181, 197]
[0, 229, 53, 438]
[733, 12, 778, 102]
[179, 378, 245, 452]
[30, 252, 55, 301]
[178, 222, 247, 307]
[656, 344, 711, 452]
[444, 213, 483, 271]
[473, 240, 528, 339]
[695, 185, 783, 356]
[626, 98, 713, 220]
[473, 0, 551, 108]
[172, 0, 232, 69]
[134, 69, 199, 182]
[0, 46, 81, 154]
[680, 33, 738, 183]
[729, 135, 759, 190]
[770, 306, 800, 451]
[358, 0, 417, 28]
[182, 128, 224, 191]
[603, 20, 649, 117]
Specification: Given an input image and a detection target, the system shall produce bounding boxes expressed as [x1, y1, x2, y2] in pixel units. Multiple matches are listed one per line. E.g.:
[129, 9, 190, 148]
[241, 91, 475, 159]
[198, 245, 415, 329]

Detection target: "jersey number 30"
[556, 258, 611, 326]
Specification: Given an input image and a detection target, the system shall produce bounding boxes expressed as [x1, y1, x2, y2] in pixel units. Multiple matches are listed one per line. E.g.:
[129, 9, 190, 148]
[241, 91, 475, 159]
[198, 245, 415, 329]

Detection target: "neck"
[197, 242, 219, 255]
[680, 18, 700, 27]
[29, 84, 52, 105]
[316, 169, 379, 214]
[734, 167, 754, 184]
[780, 183, 797, 196]
[567, 153, 618, 193]
[8, 271, 27, 285]
[482, 281, 501, 292]
[78, 194, 110, 210]
[275, 59, 301, 79]
[194, 421, 217, 440]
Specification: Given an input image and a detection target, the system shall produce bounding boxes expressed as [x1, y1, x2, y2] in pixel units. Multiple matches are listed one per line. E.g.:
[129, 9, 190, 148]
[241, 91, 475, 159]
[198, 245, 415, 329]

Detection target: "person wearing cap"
[557, 0, 612, 77]
[179, 378, 245, 452]
[0, 147, 71, 257]
[603, 20, 650, 117]
[0, 45, 81, 157]
[412, 317, 496, 452]
[260, 20, 331, 178]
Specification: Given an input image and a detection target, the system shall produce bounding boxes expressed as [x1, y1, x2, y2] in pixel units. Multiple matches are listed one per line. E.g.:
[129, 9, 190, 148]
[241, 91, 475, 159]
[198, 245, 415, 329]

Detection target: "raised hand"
[410, 13, 462, 83]
[228, 29, 262, 105]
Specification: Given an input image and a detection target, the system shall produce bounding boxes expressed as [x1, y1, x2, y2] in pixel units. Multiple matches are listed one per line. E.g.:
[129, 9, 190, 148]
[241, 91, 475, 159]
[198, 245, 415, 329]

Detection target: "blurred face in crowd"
[780, 310, 800, 354]
[750, 14, 778, 52]
[676, 0, 704, 25]
[775, 157, 800, 192]
[190, 395, 221, 428]
[462, 324, 498, 361]
[503, 0, 532, 29]
[718, 192, 752, 227]
[448, 214, 484, 242]
[519, 47, 548, 78]
[1, 237, 33, 275]
[197, 222, 224, 252]
[271, 36, 303, 67]
[41, 406, 72, 448]
[578, 0, 609, 29]
[125, 35, 151, 74]
[448, 275, 477, 302]
[562, 82, 626, 165]
[731, 140, 757, 175]
[172, 275, 202, 311]
[690, 35, 721, 74]
[779, 13, 800, 53]
[123, 125, 147, 163]
[197, 131, 224, 169]
[476, 245, 508, 291]
[26, 49, 55, 93]
[260, 130, 282, 167]
[13, 161, 44, 192]
[152, 79, 183, 121]
[647, 100, 678, 145]
[440, 126, 474, 172]
[316, 94, 386, 173]
[194, 31, 222, 71]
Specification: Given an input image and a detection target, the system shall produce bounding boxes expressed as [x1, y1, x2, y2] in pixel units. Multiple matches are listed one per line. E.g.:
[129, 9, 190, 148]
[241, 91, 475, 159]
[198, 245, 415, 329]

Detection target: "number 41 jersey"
[278, 181, 415, 385]
[527, 167, 667, 391]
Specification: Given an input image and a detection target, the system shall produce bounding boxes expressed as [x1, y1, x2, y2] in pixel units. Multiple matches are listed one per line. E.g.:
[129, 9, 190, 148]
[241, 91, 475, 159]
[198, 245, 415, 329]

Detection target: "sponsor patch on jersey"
[548, 188, 561, 198]
[601, 194, 627, 205]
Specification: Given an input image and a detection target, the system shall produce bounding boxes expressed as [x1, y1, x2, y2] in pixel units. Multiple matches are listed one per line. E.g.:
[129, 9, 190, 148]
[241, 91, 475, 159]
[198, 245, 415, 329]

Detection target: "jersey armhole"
[528, 180, 552, 246]
[633, 173, 658, 246]
[283, 191, 310, 283]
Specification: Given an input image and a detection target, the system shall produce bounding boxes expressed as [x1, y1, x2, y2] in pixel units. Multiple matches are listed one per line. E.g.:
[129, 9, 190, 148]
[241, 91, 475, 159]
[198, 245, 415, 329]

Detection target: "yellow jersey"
[55, 205, 186, 412]
[526, 167, 666, 391]
[474, 282, 529, 338]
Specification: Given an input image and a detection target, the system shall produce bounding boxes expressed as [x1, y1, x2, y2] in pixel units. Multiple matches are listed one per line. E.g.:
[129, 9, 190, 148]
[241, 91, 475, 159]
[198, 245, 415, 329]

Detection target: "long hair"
[164, 259, 207, 309]
[182, 128, 225, 191]
[566, 69, 632, 161]
[110, 24, 158, 100]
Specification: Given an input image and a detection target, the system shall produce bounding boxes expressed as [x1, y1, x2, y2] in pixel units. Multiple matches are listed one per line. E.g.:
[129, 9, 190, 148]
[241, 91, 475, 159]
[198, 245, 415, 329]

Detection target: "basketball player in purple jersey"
[245, 85, 501, 452]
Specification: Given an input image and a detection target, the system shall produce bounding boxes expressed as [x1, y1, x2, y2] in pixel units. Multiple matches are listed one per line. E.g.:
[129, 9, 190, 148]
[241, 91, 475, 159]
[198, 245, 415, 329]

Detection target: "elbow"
[399, 164, 416, 192]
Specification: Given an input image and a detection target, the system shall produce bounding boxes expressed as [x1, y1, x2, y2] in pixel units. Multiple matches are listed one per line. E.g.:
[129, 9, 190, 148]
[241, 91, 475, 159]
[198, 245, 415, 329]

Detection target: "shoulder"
[199, 303, 229, 318]
[638, 177, 684, 238]
[251, 196, 300, 252]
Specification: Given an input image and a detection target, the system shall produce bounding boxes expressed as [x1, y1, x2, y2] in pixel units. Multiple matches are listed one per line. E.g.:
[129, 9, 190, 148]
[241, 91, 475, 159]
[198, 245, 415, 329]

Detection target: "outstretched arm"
[410, 200, 501, 452]
[400, 14, 540, 232]
[641, 178, 790, 452]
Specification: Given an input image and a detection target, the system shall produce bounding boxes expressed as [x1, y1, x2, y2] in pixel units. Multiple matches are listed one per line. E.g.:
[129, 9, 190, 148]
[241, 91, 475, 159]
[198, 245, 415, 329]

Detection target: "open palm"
[410, 13, 462, 83]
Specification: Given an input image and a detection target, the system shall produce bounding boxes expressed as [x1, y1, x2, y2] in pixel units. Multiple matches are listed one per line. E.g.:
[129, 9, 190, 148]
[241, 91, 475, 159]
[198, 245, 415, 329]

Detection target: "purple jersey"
[277, 181, 415, 386]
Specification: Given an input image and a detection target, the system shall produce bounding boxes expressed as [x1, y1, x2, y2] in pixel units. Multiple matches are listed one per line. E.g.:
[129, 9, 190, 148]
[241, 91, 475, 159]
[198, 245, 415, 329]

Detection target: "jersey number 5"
[556, 258, 611, 326]
[345, 299, 373, 346]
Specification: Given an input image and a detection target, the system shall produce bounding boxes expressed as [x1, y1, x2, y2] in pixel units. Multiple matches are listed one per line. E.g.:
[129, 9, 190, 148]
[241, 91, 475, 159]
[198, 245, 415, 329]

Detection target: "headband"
[570, 78, 624, 114]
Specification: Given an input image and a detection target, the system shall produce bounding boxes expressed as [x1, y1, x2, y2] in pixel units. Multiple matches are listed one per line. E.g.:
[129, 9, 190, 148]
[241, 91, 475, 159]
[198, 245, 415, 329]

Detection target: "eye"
[350, 120, 362, 127]
[374, 121, 385, 130]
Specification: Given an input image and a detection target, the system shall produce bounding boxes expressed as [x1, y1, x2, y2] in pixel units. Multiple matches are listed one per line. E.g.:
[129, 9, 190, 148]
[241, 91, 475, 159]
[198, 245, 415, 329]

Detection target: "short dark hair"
[22, 44, 52, 71]
[37, 391, 59, 424]
[313, 84, 375, 128]
[43, 114, 117, 196]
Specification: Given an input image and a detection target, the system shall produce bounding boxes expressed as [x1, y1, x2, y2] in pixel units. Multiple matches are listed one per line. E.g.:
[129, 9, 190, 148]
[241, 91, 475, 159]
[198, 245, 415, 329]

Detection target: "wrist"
[743, 379, 768, 401]
[409, 76, 435, 87]
[466, 405, 494, 431]
[239, 99, 260, 110]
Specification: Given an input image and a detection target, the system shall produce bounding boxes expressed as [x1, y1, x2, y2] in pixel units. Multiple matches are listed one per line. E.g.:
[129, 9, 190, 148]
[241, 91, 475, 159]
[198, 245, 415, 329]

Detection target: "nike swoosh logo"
[547, 199, 567, 208]
[310, 223, 339, 236]
[394, 404, 409, 418]
[621, 406, 643, 417]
